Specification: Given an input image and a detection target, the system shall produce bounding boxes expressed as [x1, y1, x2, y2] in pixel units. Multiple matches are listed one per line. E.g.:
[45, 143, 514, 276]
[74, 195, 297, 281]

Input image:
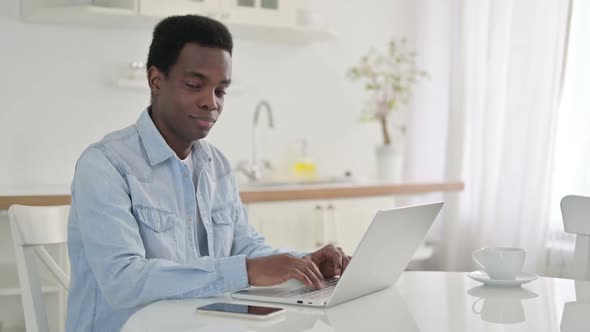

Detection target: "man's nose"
[198, 90, 218, 111]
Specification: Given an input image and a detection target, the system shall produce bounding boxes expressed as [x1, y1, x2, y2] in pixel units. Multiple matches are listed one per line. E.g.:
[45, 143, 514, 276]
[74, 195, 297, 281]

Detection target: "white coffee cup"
[472, 247, 525, 280]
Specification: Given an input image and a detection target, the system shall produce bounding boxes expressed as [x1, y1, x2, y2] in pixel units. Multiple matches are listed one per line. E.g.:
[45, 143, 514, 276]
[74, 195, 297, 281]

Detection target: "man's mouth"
[189, 115, 215, 129]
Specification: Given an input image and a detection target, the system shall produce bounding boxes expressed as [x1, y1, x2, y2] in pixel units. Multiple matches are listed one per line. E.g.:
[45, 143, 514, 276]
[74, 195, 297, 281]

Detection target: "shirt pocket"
[134, 205, 178, 260]
[211, 209, 235, 257]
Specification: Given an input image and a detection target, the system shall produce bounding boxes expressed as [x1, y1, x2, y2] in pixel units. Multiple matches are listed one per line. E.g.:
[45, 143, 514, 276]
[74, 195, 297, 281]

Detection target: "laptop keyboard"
[274, 277, 339, 299]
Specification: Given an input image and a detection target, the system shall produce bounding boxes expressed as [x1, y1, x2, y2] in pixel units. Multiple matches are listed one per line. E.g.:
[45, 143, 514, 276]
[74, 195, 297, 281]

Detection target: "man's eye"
[185, 83, 201, 89]
[215, 90, 227, 97]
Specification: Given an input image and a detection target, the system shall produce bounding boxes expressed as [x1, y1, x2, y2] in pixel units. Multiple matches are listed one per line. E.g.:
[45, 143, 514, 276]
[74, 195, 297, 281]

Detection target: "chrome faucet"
[252, 100, 274, 164]
[253, 100, 274, 127]
[236, 100, 274, 182]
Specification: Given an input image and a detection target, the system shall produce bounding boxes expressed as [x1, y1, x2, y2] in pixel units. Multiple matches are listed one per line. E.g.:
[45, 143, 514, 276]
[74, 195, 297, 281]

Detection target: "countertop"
[0, 181, 464, 209]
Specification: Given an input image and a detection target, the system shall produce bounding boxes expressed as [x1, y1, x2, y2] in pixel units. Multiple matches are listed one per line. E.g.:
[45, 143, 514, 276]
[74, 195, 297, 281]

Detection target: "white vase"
[376, 144, 403, 183]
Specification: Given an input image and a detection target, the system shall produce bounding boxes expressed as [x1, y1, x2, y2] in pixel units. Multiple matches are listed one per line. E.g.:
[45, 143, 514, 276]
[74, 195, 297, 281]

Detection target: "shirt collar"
[136, 108, 177, 166]
[136, 108, 212, 166]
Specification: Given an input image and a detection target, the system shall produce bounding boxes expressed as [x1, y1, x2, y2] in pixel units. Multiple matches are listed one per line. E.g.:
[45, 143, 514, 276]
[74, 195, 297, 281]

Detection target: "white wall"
[0, 1, 446, 189]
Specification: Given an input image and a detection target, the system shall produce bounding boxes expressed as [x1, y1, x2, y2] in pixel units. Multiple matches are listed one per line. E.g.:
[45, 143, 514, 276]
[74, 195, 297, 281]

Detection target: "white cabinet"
[220, 0, 294, 27]
[329, 197, 397, 254]
[245, 196, 435, 270]
[139, 0, 221, 18]
[246, 201, 318, 252]
[20, 0, 335, 43]
[245, 196, 399, 254]
[93, 0, 138, 10]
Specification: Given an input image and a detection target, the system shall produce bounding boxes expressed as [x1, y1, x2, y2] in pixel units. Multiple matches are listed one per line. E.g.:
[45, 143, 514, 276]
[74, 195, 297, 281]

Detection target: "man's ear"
[148, 66, 164, 97]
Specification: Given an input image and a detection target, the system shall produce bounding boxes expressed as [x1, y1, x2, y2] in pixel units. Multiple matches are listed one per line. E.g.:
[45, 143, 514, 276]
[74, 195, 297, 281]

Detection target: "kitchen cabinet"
[20, 0, 335, 43]
[139, 0, 221, 18]
[246, 201, 319, 251]
[219, 0, 294, 27]
[245, 196, 400, 254]
[245, 196, 439, 269]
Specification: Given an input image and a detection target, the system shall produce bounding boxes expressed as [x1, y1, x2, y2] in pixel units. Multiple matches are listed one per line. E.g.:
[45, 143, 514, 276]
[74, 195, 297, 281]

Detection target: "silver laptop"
[231, 202, 444, 307]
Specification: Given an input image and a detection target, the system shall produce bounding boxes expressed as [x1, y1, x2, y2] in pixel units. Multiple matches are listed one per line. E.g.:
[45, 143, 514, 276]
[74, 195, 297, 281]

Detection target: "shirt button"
[183, 172, 189, 178]
[187, 216, 192, 222]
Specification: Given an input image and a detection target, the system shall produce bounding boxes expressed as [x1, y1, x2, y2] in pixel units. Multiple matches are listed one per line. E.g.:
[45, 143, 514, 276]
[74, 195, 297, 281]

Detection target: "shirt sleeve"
[71, 147, 249, 309]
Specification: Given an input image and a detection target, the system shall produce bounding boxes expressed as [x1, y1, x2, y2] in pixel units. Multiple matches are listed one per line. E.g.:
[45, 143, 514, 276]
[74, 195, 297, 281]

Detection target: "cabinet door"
[220, 0, 295, 27]
[330, 197, 398, 254]
[94, 0, 138, 11]
[245, 201, 320, 252]
[244, 197, 399, 254]
[139, 0, 221, 17]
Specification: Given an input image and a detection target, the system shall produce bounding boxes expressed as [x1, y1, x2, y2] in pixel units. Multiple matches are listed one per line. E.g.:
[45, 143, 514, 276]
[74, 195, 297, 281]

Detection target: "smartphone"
[196, 302, 286, 320]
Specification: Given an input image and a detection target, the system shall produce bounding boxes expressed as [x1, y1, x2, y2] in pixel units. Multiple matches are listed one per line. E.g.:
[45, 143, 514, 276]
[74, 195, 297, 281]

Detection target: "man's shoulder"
[93, 124, 140, 149]
[77, 124, 147, 176]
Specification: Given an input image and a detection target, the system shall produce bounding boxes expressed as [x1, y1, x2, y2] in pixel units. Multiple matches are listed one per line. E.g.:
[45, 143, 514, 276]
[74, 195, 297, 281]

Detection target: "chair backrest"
[561, 195, 590, 280]
[8, 204, 71, 332]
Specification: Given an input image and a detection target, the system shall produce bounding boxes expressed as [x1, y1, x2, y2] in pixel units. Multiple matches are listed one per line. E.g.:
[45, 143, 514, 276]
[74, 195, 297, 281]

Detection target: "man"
[66, 15, 350, 331]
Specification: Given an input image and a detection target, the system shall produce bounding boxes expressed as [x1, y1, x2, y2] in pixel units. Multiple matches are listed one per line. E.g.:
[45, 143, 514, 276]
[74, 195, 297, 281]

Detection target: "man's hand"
[246, 253, 326, 289]
[304, 244, 351, 278]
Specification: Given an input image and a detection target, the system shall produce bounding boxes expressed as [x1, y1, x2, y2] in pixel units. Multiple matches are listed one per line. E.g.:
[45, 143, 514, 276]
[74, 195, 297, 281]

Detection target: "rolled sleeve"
[216, 255, 249, 290]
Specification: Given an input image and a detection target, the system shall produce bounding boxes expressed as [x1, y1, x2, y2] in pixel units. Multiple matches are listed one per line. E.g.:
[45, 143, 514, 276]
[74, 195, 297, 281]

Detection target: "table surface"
[122, 271, 590, 332]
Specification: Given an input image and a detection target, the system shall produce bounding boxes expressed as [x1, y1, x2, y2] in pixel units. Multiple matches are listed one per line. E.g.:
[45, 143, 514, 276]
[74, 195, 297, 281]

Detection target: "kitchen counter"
[0, 181, 464, 209]
[238, 181, 464, 203]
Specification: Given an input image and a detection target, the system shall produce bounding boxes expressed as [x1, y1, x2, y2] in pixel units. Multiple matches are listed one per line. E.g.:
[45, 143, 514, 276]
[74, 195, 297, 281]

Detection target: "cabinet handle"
[314, 205, 324, 248]
[326, 204, 338, 246]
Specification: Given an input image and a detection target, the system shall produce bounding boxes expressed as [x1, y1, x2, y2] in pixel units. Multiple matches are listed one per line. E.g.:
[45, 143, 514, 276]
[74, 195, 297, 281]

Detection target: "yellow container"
[293, 161, 317, 181]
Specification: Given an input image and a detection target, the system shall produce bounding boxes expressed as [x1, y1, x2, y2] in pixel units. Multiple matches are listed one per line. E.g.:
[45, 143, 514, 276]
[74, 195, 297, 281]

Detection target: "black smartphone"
[196, 302, 286, 320]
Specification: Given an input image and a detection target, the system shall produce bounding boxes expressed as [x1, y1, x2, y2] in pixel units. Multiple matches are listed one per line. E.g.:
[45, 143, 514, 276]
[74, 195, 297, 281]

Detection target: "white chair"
[8, 205, 70, 332]
[560, 195, 590, 280]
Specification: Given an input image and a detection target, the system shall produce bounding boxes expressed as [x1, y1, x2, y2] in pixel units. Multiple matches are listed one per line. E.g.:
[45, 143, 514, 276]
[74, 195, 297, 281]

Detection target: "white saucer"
[467, 270, 539, 287]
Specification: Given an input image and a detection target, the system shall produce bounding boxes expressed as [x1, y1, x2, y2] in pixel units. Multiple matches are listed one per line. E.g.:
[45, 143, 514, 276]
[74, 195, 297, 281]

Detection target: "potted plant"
[347, 37, 428, 182]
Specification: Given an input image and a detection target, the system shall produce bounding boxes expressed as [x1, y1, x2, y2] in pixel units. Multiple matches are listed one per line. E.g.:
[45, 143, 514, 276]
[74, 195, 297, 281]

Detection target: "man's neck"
[148, 106, 193, 160]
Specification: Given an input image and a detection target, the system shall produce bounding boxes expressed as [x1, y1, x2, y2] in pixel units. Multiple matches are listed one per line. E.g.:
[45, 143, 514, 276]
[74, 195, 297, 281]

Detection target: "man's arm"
[229, 203, 326, 288]
[227, 176, 350, 288]
[72, 147, 249, 309]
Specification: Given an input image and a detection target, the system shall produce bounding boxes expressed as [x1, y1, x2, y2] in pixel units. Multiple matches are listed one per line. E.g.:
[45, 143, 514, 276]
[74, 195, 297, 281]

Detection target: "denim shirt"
[66, 109, 302, 331]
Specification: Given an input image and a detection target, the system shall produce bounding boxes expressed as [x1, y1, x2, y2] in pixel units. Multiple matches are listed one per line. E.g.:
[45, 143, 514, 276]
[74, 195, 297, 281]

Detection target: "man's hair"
[146, 15, 233, 76]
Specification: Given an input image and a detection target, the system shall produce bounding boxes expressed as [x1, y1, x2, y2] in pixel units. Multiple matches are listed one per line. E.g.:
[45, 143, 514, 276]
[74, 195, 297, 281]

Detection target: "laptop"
[231, 201, 444, 307]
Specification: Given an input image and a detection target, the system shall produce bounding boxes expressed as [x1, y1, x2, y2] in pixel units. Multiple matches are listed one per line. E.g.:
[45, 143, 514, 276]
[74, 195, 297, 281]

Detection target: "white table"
[122, 271, 590, 332]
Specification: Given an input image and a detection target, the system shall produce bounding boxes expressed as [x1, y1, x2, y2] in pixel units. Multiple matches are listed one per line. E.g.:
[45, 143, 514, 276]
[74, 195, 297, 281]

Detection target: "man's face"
[151, 43, 232, 142]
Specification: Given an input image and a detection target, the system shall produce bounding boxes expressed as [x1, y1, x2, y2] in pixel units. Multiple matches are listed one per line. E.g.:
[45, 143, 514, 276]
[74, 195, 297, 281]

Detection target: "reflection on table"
[123, 271, 590, 332]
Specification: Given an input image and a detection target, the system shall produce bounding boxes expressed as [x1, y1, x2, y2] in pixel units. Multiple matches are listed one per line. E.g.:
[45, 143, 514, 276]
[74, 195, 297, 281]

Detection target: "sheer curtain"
[440, 0, 572, 273]
[546, 0, 590, 278]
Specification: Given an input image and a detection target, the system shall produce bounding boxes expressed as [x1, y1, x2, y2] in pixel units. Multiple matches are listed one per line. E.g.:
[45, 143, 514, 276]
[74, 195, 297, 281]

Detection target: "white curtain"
[440, 0, 572, 273]
[545, 0, 590, 278]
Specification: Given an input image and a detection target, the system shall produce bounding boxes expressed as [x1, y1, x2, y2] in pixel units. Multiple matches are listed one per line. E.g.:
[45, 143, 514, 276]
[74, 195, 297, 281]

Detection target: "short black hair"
[146, 15, 233, 76]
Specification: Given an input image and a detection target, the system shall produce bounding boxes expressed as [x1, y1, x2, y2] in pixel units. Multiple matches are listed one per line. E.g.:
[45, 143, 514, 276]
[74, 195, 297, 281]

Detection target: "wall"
[0, 0, 437, 189]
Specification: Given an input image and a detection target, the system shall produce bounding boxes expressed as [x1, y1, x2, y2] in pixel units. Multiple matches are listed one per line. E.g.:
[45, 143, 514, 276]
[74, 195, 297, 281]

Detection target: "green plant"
[347, 38, 428, 145]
